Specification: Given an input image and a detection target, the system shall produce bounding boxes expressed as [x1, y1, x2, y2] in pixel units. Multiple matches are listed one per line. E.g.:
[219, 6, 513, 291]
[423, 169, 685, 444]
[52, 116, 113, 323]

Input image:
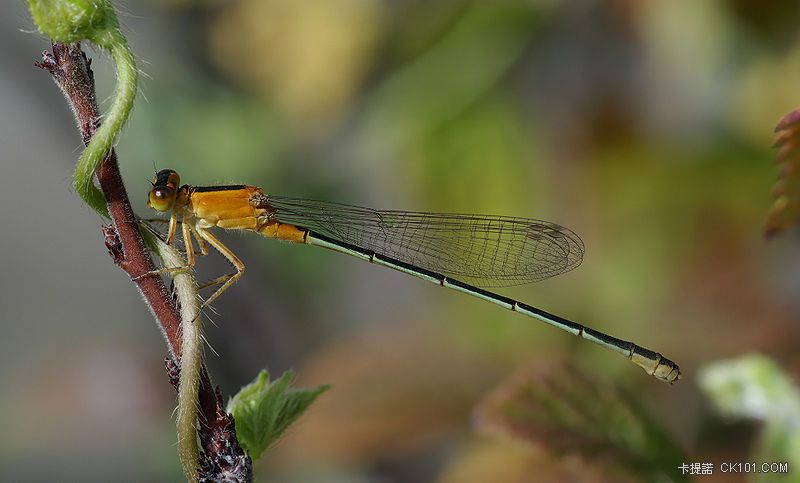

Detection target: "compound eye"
[148, 186, 176, 212]
[154, 187, 171, 200]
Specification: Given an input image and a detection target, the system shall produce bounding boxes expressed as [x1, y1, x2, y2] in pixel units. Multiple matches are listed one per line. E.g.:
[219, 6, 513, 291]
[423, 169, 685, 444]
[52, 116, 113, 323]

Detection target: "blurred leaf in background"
[700, 354, 800, 483]
[473, 363, 686, 482]
[358, 3, 541, 152]
[210, 0, 386, 134]
[766, 109, 800, 237]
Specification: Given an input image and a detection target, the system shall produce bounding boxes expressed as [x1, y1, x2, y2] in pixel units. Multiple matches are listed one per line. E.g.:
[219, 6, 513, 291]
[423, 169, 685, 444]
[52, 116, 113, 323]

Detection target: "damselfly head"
[147, 169, 181, 212]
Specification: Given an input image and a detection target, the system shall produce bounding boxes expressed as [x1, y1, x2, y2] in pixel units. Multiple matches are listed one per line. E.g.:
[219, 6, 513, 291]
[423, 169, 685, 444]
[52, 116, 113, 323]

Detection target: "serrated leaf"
[699, 354, 800, 482]
[227, 369, 329, 460]
[473, 364, 685, 481]
[765, 109, 800, 236]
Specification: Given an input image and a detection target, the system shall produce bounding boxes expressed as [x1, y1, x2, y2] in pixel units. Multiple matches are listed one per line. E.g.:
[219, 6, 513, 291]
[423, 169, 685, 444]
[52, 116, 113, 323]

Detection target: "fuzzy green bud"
[28, 0, 120, 46]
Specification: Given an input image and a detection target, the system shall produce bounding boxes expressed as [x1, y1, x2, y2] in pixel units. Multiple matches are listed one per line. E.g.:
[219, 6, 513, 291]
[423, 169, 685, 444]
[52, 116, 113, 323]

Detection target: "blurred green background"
[2, 0, 800, 481]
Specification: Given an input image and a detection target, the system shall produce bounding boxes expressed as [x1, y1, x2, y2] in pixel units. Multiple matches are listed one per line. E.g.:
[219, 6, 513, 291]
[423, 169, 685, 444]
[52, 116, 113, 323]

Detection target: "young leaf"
[766, 109, 800, 236]
[227, 370, 329, 460]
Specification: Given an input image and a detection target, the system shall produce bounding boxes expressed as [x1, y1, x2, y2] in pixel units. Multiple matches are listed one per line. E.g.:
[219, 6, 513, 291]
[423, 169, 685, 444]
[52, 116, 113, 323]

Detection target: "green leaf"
[227, 370, 329, 460]
[699, 354, 800, 482]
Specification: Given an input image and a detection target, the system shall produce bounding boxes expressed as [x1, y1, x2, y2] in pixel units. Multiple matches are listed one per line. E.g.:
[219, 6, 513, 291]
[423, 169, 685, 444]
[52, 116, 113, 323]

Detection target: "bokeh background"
[2, 1, 800, 481]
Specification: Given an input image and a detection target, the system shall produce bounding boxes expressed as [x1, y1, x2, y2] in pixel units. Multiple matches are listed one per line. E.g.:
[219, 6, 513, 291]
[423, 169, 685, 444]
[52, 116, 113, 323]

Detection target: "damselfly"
[146, 169, 680, 383]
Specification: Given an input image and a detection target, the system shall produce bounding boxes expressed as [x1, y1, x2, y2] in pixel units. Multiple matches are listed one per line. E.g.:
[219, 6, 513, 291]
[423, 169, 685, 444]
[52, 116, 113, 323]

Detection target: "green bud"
[28, 0, 119, 46]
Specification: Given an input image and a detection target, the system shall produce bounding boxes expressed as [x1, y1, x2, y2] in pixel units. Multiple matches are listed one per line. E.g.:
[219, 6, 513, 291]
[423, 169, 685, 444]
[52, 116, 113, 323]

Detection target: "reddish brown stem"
[37, 42, 249, 479]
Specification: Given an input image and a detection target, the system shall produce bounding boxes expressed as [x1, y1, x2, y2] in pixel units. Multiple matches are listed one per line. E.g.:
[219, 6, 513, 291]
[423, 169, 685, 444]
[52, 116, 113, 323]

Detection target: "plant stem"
[37, 43, 251, 481]
[73, 38, 137, 217]
[144, 227, 203, 482]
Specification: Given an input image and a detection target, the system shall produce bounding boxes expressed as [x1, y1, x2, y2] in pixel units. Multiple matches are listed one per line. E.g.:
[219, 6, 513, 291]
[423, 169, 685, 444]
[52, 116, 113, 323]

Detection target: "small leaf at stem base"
[227, 369, 329, 460]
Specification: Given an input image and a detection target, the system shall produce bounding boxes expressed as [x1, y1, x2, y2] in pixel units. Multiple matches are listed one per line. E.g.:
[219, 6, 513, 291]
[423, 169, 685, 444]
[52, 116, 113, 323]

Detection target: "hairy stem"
[73, 38, 137, 217]
[144, 227, 203, 482]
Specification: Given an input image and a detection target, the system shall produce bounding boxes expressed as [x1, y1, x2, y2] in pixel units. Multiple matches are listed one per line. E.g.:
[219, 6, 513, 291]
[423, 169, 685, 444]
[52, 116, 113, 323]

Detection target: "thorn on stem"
[165, 357, 180, 390]
[102, 224, 124, 264]
[35, 49, 57, 72]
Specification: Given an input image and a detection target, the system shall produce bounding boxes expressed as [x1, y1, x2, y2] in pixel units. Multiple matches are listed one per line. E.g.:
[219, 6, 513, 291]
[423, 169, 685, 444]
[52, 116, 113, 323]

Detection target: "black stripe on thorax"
[191, 184, 248, 192]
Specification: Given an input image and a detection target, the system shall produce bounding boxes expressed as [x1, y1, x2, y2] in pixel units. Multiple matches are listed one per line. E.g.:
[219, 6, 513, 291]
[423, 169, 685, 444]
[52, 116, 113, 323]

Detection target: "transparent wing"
[265, 196, 585, 288]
